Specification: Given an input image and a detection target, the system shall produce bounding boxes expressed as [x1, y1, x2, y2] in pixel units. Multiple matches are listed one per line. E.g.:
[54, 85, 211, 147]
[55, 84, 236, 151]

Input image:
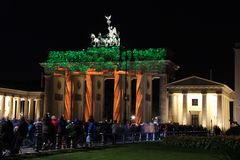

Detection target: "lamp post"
[120, 46, 127, 125]
[120, 47, 134, 125]
[124, 49, 128, 125]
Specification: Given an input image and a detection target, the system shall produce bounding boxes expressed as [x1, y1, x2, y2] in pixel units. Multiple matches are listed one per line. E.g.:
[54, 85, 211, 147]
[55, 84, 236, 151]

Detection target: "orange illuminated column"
[84, 73, 93, 122]
[64, 70, 72, 120]
[136, 72, 144, 124]
[113, 71, 122, 123]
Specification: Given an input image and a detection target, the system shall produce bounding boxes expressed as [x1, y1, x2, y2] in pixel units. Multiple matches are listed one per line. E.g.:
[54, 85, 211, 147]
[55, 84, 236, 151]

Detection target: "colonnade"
[167, 90, 232, 131]
[0, 88, 44, 120]
[44, 69, 168, 124]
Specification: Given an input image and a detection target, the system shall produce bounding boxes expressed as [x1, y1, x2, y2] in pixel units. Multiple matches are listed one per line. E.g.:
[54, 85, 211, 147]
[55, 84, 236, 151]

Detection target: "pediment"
[167, 76, 224, 86]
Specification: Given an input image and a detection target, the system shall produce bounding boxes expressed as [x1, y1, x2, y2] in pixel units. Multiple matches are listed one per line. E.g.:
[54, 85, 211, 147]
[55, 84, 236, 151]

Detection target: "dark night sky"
[0, 1, 240, 90]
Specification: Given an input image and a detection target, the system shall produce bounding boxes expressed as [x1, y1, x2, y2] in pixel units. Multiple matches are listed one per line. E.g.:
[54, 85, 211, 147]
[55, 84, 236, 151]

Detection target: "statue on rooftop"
[105, 15, 111, 26]
[90, 15, 120, 47]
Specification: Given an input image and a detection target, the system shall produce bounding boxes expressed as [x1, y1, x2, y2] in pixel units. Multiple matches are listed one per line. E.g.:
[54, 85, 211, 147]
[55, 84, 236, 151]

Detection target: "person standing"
[86, 117, 95, 147]
[42, 113, 52, 150]
[56, 115, 66, 149]
[12, 116, 28, 154]
[112, 120, 118, 145]
[34, 117, 43, 152]
[27, 120, 35, 146]
[1, 117, 14, 149]
[51, 115, 57, 149]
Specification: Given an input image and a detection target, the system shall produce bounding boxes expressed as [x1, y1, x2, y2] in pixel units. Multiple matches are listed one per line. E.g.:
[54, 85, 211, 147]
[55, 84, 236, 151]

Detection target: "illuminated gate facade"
[42, 62, 178, 124]
[40, 15, 179, 123]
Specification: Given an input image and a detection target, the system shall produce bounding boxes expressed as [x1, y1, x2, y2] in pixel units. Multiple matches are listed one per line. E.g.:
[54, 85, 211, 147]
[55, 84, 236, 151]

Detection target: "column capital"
[22, 97, 29, 101]
[201, 90, 207, 94]
[44, 74, 53, 78]
[29, 98, 34, 101]
[182, 90, 188, 94]
[35, 98, 41, 101]
[14, 96, 21, 100]
[6, 94, 14, 97]
[167, 89, 173, 94]
[216, 90, 222, 94]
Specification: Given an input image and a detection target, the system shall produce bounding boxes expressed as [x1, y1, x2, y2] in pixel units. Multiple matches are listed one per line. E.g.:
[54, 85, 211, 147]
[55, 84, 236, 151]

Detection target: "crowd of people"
[0, 114, 166, 155]
[0, 116, 28, 155]
[0, 113, 220, 156]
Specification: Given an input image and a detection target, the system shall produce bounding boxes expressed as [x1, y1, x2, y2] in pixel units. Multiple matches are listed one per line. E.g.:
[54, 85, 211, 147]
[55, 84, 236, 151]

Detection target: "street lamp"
[119, 46, 127, 125]
[124, 48, 128, 125]
[120, 46, 134, 125]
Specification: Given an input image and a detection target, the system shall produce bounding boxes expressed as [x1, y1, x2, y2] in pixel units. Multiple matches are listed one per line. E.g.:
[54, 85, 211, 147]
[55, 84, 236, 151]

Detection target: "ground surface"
[25, 142, 229, 160]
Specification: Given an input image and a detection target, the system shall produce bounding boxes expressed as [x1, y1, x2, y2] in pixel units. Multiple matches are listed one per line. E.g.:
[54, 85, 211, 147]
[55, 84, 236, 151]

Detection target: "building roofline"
[167, 76, 234, 93]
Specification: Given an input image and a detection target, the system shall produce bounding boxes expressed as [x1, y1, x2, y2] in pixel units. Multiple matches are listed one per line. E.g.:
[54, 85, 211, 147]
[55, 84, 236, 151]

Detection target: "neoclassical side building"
[166, 76, 235, 131]
[0, 87, 44, 120]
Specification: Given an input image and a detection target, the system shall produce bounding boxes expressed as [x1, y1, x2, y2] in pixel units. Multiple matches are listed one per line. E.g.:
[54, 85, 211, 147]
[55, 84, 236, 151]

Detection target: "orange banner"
[113, 71, 121, 123]
[64, 70, 72, 120]
[136, 73, 143, 124]
[85, 73, 93, 122]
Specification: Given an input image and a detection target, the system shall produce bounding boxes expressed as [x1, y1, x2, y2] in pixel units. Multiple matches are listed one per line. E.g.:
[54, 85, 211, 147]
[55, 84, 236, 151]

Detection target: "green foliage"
[133, 48, 166, 61]
[162, 136, 240, 151]
[43, 47, 167, 73]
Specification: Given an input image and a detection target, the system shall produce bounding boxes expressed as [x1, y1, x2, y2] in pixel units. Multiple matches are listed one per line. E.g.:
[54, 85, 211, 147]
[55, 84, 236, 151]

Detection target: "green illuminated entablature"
[40, 47, 178, 73]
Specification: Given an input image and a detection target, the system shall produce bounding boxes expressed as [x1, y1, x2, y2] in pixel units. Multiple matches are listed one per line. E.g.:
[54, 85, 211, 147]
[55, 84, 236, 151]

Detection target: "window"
[192, 99, 198, 106]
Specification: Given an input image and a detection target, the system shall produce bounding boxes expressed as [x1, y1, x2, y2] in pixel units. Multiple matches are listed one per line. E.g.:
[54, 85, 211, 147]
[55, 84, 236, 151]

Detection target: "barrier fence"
[1, 124, 209, 157]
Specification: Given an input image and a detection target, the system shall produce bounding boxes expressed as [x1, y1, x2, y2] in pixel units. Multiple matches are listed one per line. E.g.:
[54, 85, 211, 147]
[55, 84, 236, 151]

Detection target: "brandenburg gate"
[40, 16, 179, 123]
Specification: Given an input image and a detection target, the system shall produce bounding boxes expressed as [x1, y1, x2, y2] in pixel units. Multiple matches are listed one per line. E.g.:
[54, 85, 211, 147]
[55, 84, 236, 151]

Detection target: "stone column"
[202, 92, 207, 128]
[12, 98, 16, 119]
[159, 75, 167, 123]
[1, 95, 5, 117]
[28, 98, 34, 120]
[24, 98, 29, 119]
[92, 76, 104, 122]
[74, 76, 85, 121]
[144, 75, 152, 122]
[182, 92, 187, 125]
[85, 73, 93, 122]
[168, 93, 173, 122]
[35, 99, 41, 120]
[172, 95, 178, 122]
[44, 75, 53, 115]
[8, 96, 13, 119]
[217, 92, 223, 128]
[126, 76, 131, 120]
[225, 97, 230, 130]
[16, 97, 21, 119]
[64, 70, 72, 121]
[113, 71, 123, 123]
[135, 72, 145, 124]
